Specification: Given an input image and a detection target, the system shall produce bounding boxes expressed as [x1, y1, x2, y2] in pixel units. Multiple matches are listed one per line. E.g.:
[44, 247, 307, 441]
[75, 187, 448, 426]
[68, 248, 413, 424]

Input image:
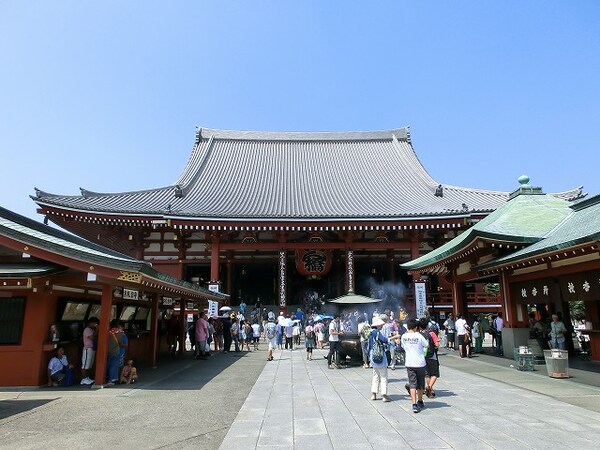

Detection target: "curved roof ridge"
[175, 133, 216, 189]
[550, 185, 585, 201]
[196, 126, 411, 142]
[33, 185, 177, 201]
[438, 184, 508, 196]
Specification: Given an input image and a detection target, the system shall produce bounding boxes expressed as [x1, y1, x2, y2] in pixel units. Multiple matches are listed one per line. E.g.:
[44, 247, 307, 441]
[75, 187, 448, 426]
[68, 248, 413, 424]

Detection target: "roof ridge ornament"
[174, 185, 183, 198]
[509, 175, 544, 200]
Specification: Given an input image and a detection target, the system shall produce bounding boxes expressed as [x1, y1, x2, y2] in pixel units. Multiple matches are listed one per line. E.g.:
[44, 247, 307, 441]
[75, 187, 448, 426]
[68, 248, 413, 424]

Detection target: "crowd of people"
[47, 302, 583, 399]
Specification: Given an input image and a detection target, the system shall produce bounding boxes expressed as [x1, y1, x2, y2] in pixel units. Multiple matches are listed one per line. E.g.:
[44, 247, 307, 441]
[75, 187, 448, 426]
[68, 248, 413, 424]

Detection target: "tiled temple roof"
[0, 206, 228, 300]
[32, 127, 584, 221]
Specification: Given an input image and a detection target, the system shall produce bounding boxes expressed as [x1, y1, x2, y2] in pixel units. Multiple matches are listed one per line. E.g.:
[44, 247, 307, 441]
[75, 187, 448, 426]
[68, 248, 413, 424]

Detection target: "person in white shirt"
[284, 321, 294, 350]
[292, 322, 301, 346]
[327, 315, 344, 368]
[251, 322, 261, 350]
[401, 319, 429, 413]
[47, 347, 74, 387]
[455, 313, 471, 358]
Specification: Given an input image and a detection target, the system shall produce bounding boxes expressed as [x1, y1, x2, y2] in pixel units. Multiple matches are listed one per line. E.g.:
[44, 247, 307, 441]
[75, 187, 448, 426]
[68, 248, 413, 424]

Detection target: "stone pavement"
[220, 346, 600, 450]
[0, 350, 266, 450]
[1, 345, 600, 450]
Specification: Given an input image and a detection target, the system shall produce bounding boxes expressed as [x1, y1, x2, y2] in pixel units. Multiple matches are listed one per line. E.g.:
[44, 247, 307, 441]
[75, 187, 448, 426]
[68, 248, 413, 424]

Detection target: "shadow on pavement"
[39, 349, 261, 392]
[0, 399, 55, 420]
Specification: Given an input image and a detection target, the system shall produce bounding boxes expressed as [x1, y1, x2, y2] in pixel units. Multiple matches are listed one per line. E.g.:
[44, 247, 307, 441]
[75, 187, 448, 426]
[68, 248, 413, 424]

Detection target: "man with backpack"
[304, 320, 316, 360]
[419, 318, 440, 398]
[368, 316, 391, 402]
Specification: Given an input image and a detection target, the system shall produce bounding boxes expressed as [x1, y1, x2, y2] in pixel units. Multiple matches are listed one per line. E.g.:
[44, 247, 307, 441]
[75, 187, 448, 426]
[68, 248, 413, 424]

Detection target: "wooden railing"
[404, 292, 501, 305]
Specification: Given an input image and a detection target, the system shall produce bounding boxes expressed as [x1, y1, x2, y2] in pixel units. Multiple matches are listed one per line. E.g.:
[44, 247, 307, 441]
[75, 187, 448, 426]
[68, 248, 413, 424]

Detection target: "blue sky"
[1, 1, 599, 220]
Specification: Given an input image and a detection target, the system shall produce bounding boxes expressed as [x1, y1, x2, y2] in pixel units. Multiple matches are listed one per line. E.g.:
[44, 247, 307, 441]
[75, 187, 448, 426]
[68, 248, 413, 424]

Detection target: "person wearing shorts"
[444, 313, 456, 350]
[80, 317, 99, 385]
[401, 318, 429, 413]
[264, 317, 277, 361]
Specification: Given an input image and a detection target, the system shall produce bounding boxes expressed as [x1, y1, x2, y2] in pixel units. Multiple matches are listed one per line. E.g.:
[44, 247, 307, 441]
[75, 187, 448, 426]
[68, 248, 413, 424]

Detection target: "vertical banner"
[207, 300, 219, 318]
[347, 249, 354, 293]
[414, 282, 427, 318]
[279, 250, 287, 308]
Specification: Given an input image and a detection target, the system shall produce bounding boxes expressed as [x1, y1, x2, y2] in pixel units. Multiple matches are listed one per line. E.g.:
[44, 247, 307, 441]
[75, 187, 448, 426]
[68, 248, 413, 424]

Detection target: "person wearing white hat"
[368, 316, 391, 402]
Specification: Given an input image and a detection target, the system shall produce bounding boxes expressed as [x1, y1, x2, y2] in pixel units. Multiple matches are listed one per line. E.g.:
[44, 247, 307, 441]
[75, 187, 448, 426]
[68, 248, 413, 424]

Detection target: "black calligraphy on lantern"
[302, 250, 327, 273]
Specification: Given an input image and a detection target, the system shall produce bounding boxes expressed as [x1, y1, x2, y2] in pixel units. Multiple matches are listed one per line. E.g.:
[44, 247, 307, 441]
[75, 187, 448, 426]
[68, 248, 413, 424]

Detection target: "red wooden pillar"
[149, 293, 159, 368]
[94, 283, 113, 385]
[179, 300, 187, 356]
[451, 281, 468, 315]
[226, 251, 233, 300]
[501, 272, 516, 327]
[388, 250, 396, 284]
[410, 235, 420, 258]
[210, 233, 220, 283]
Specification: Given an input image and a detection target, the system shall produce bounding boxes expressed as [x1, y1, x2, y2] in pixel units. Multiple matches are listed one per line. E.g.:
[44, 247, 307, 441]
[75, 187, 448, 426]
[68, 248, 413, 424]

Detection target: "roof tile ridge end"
[77, 185, 176, 198]
[549, 185, 585, 201]
[178, 133, 217, 196]
[390, 134, 437, 185]
[441, 184, 509, 196]
[33, 187, 60, 199]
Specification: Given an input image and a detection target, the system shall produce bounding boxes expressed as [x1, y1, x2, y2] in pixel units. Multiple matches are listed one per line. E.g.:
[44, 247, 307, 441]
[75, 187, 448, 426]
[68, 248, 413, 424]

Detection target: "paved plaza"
[220, 347, 600, 449]
[1, 346, 600, 450]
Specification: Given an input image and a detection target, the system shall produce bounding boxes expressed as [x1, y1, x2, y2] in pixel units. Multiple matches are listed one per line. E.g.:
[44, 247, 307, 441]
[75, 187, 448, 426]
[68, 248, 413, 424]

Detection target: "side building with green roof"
[401, 177, 600, 361]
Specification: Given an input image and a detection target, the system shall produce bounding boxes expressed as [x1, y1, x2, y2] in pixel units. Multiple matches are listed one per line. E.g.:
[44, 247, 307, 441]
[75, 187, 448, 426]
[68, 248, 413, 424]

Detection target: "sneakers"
[80, 377, 94, 385]
[412, 404, 420, 413]
[417, 400, 425, 409]
[371, 393, 377, 401]
[382, 395, 391, 403]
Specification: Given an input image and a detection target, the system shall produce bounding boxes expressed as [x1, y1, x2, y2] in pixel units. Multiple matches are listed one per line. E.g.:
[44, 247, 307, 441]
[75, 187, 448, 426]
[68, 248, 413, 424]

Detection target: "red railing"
[404, 292, 501, 305]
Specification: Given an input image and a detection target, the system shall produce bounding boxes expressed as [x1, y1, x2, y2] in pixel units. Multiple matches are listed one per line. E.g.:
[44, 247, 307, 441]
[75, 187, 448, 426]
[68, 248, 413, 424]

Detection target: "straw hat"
[372, 317, 385, 328]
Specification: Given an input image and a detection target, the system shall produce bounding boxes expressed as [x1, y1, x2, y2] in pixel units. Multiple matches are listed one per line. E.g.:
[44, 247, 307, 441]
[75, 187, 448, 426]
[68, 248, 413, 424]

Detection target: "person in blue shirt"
[296, 308, 304, 326]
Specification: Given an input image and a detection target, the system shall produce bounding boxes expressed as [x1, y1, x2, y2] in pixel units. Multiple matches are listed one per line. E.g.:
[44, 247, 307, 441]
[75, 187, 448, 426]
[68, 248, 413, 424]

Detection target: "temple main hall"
[32, 126, 583, 312]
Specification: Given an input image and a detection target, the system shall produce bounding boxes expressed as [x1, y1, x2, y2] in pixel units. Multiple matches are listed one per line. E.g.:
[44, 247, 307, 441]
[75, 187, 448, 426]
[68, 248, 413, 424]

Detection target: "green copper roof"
[401, 192, 574, 271]
[477, 194, 600, 270]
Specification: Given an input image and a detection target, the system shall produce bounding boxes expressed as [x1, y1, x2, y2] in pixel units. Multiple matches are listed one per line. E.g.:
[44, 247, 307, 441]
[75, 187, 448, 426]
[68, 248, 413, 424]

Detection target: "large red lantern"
[295, 248, 332, 278]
